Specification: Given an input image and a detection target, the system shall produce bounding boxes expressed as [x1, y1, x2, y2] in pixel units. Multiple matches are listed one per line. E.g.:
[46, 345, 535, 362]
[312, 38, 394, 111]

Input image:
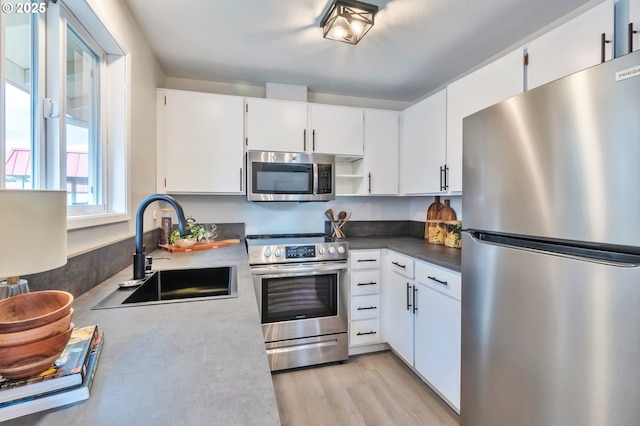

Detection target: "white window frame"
[52, 0, 130, 229]
[55, 5, 106, 214]
[1, 0, 129, 229]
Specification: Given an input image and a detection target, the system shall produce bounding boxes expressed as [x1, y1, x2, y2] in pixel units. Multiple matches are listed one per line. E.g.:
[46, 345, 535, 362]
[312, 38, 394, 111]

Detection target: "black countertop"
[344, 236, 462, 272]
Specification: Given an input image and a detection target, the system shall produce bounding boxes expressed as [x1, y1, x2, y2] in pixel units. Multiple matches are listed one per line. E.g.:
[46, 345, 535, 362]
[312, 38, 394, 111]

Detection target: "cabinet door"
[414, 282, 461, 411]
[446, 49, 524, 194]
[632, 0, 640, 53]
[386, 272, 415, 365]
[527, 0, 614, 90]
[245, 98, 308, 153]
[158, 89, 244, 194]
[309, 104, 364, 156]
[401, 89, 446, 195]
[363, 110, 399, 195]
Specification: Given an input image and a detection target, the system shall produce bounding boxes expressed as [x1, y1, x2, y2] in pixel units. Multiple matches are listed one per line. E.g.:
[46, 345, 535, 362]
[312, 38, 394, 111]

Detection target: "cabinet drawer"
[388, 251, 414, 278]
[350, 318, 381, 346]
[350, 270, 381, 296]
[350, 250, 381, 269]
[414, 261, 461, 301]
[351, 294, 381, 320]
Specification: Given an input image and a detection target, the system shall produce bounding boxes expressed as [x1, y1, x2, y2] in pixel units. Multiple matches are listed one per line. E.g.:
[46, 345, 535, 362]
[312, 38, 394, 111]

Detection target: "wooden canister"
[424, 196, 444, 239]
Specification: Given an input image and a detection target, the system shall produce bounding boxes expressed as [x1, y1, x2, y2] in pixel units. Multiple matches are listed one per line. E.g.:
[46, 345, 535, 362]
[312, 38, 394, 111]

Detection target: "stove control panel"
[248, 241, 349, 265]
[286, 245, 316, 259]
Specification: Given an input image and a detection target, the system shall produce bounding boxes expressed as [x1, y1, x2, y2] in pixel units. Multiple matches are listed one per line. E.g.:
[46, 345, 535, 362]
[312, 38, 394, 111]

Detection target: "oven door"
[251, 262, 348, 343]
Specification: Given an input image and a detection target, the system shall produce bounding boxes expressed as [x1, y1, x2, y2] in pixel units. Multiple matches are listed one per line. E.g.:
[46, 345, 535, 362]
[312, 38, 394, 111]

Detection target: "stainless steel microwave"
[247, 151, 335, 202]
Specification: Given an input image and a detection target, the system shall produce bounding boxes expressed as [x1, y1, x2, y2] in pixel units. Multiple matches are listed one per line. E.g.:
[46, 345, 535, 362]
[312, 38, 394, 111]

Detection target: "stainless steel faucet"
[133, 194, 190, 280]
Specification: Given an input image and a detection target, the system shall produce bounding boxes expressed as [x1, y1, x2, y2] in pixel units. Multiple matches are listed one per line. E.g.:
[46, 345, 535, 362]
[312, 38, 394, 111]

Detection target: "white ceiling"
[123, 0, 598, 102]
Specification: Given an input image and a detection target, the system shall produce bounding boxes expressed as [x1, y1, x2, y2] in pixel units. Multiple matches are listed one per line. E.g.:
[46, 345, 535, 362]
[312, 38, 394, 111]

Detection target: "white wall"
[65, 0, 165, 256]
[171, 195, 415, 236]
[163, 77, 412, 111]
[409, 196, 462, 223]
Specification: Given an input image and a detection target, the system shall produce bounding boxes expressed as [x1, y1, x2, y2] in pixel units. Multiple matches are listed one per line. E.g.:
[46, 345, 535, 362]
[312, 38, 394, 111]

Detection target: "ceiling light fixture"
[320, 0, 379, 45]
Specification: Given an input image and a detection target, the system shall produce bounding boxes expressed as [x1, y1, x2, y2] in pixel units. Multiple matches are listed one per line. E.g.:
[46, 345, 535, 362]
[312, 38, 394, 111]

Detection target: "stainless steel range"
[247, 234, 349, 371]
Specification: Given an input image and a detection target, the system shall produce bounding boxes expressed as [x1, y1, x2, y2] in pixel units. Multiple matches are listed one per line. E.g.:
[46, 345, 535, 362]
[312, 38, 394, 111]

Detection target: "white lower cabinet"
[384, 251, 415, 365]
[348, 250, 382, 350]
[383, 250, 461, 412]
[414, 261, 461, 411]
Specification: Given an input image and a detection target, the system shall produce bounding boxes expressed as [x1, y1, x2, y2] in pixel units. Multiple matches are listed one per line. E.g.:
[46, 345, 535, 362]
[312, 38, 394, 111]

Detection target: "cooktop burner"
[246, 233, 348, 265]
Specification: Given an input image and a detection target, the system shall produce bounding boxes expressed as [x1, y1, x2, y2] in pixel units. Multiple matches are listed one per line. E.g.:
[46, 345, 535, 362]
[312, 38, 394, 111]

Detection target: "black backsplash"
[23, 223, 245, 298]
[324, 220, 426, 239]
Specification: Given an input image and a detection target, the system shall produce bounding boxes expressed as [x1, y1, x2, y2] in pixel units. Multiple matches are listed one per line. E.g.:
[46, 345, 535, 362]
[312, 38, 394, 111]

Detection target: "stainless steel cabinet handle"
[357, 259, 377, 263]
[392, 261, 406, 269]
[357, 331, 377, 336]
[630, 23, 638, 54]
[303, 129, 306, 151]
[357, 282, 377, 286]
[406, 283, 412, 310]
[427, 275, 448, 286]
[413, 286, 418, 314]
[368, 172, 372, 194]
[239, 168, 243, 192]
[357, 306, 378, 311]
[312, 129, 316, 151]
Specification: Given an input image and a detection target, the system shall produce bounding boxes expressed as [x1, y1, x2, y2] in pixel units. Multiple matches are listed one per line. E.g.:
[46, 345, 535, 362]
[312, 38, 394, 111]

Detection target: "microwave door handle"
[313, 163, 319, 195]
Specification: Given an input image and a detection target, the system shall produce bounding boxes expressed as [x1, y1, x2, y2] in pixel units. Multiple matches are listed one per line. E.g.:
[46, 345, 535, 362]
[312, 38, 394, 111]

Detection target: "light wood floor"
[271, 351, 460, 426]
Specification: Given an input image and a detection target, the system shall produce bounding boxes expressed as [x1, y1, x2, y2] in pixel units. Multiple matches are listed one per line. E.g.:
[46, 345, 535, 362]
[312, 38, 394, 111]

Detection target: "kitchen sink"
[92, 266, 237, 309]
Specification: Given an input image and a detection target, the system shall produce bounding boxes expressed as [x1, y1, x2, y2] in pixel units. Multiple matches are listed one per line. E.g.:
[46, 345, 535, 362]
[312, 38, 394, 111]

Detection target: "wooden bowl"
[0, 291, 73, 333]
[0, 308, 74, 347]
[0, 324, 73, 379]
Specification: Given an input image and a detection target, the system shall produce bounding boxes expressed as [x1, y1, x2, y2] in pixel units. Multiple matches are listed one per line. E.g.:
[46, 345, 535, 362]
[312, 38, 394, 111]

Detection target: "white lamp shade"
[0, 190, 67, 279]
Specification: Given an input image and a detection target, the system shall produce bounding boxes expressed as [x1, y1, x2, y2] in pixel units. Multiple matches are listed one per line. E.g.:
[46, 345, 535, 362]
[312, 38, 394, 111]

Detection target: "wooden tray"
[159, 239, 240, 253]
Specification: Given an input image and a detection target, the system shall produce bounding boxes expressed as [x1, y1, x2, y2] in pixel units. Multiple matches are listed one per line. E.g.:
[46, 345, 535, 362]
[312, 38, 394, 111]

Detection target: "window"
[2, 1, 39, 189]
[1, 0, 128, 227]
[63, 14, 103, 210]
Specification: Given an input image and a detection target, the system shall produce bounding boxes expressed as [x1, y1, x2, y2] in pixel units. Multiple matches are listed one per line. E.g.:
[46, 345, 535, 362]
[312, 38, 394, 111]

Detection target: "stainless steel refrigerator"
[462, 49, 640, 426]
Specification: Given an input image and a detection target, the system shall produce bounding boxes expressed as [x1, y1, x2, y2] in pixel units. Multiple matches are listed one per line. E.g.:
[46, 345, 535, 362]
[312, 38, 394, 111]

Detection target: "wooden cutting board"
[424, 196, 444, 239]
[159, 239, 240, 253]
[436, 199, 457, 221]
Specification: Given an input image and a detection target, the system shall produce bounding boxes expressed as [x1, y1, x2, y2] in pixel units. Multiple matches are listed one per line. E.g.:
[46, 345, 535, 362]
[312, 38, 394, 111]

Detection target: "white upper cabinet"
[244, 98, 308, 153]
[628, 0, 639, 53]
[157, 89, 244, 194]
[363, 109, 398, 195]
[401, 88, 447, 195]
[446, 49, 524, 193]
[308, 104, 364, 156]
[526, 0, 614, 90]
[244, 99, 364, 156]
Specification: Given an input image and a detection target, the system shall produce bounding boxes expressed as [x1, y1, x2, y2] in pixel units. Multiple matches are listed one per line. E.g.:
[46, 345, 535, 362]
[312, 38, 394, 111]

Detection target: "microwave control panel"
[317, 164, 333, 194]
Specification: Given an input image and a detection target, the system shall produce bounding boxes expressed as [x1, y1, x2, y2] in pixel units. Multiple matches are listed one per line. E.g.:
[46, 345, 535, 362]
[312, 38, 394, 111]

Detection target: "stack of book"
[0, 325, 104, 421]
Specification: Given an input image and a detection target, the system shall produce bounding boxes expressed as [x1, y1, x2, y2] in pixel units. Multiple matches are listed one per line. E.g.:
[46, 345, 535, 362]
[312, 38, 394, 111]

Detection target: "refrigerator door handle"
[467, 231, 640, 267]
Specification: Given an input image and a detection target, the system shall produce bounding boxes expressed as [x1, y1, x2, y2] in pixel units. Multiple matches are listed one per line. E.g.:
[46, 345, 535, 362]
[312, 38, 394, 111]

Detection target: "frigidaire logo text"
[616, 65, 640, 81]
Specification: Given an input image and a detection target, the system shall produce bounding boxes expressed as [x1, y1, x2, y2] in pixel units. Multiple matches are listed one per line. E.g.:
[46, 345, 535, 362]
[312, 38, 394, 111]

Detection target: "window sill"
[67, 212, 130, 230]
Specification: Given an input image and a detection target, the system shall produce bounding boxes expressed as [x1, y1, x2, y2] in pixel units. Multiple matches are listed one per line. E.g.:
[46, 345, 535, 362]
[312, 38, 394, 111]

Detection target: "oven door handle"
[251, 262, 348, 278]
